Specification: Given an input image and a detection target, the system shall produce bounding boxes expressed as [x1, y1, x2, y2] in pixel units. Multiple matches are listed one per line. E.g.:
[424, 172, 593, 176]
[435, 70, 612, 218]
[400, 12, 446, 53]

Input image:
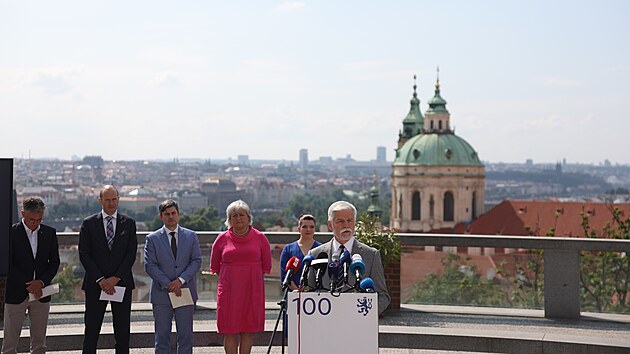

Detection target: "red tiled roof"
[459, 200, 630, 237]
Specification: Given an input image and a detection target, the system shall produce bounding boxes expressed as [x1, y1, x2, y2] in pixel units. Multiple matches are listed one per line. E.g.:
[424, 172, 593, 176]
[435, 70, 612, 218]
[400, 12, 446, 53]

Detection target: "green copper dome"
[394, 133, 483, 166]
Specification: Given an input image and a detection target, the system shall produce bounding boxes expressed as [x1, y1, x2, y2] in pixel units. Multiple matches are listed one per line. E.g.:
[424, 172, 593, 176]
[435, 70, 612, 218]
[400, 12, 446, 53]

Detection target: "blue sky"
[1, 1, 629, 164]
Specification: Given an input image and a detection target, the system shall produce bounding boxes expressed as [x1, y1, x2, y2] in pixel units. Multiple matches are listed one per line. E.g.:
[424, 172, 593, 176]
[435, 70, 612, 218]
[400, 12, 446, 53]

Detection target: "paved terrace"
[1, 302, 629, 353]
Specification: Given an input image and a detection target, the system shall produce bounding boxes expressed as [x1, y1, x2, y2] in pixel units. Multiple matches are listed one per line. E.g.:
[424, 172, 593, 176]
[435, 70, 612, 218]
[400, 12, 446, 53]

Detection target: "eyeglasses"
[26, 217, 44, 223]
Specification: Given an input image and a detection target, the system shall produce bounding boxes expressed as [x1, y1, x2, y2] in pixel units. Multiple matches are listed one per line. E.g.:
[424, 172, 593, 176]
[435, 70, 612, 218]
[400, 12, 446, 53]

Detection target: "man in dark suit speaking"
[307, 201, 391, 314]
[2, 197, 60, 354]
[79, 185, 137, 354]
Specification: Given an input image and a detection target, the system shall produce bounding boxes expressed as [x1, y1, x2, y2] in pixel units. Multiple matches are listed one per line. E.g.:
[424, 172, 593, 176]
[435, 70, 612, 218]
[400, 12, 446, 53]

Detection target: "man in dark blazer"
[2, 197, 60, 354]
[79, 185, 137, 354]
[144, 199, 201, 354]
[307, 201, 391, 314]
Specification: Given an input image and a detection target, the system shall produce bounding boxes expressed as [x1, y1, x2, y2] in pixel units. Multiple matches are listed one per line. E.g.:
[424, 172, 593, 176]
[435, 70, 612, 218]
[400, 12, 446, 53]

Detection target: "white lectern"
[287, 292, 378, 354]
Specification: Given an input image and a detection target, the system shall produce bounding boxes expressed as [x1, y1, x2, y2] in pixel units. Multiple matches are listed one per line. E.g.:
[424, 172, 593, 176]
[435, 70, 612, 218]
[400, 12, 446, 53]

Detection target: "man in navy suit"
[79, 185, 137, 354]
[144, 199, 201, 354]
[2, 197, 60, 354]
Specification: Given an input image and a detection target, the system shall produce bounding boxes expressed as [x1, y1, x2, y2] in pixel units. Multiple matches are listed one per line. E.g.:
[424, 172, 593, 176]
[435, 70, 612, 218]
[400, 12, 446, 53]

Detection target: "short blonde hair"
[224, 199, 253, 228]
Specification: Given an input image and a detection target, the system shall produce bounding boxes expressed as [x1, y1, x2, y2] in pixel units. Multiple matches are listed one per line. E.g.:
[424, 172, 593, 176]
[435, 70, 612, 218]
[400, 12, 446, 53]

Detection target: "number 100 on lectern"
[287, 292, 378, 354]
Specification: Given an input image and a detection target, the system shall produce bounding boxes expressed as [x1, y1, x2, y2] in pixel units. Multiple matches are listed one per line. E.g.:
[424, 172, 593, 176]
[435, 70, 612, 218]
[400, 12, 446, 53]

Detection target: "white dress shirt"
[21, 219, 40, 259]
[332, 237, 354, 256]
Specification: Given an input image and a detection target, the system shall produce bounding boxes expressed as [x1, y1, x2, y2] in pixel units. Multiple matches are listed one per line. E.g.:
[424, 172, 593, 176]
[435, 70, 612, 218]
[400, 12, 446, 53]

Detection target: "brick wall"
[384, 259, 400, 310]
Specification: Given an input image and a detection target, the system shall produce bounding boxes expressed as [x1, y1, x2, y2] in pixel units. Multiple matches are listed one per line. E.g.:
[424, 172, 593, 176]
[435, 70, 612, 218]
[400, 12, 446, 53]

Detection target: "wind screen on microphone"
[350, 254, 365, 290]
[298, 254, 314, 288]
[285, 256, 301, 271]
[281, 256, 301, 290]
[302, 254, 314, 267]
[328, 253, 341, 292]
[312, 252, 329, 290]
[359, 277, 375, 293]
[350, 254, 365, 273]
[339, 250, 351, 284]
[328, 253, 340, 276]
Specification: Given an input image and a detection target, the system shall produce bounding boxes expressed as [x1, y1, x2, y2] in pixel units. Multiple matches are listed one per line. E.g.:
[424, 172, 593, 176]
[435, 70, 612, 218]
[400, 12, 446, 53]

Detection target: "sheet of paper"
[168, 287, 194, 308]
[99, 286, 126, 302]
[29, 283, 60, 302]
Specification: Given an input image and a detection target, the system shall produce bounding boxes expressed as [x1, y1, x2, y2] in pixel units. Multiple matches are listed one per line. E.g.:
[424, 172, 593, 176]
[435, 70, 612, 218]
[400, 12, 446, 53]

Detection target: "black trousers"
[82, 289, 132, 354]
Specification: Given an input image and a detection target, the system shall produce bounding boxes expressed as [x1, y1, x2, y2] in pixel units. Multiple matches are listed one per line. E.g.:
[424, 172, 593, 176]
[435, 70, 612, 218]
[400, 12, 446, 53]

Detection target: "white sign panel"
[287, 292, 378, 354]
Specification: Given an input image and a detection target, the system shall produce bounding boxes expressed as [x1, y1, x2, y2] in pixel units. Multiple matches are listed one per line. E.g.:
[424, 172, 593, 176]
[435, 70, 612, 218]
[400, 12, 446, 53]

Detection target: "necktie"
[170, 232, 177, 259]
[339, 244, 345, 256]
[106, 216, 114, 250]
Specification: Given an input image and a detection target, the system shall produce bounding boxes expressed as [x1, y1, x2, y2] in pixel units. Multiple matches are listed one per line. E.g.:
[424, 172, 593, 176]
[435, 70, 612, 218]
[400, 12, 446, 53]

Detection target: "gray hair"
[23, 197, 46, 213]
[327, 201, 357, 222]
[224, 199, 253, 228]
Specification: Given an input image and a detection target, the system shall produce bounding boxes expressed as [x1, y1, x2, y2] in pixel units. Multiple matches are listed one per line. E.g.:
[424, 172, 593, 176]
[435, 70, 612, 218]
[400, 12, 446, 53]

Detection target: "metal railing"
[54, 231, 630, 319]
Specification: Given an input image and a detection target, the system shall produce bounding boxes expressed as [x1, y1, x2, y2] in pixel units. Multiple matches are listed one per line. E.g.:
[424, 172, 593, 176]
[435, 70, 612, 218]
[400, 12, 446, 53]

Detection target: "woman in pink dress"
[210, 200, 272, 354]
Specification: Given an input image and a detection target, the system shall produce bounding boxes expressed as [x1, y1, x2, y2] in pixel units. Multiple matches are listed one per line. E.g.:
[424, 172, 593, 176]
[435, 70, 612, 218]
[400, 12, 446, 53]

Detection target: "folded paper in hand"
[99, 286, 126, 302]
[168, 288, 194, 308]
[29, 283, 60, 302]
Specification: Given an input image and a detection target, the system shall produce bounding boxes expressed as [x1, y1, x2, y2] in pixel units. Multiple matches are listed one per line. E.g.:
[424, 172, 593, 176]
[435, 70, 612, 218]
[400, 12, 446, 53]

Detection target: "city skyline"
[1, 1, 629, 164]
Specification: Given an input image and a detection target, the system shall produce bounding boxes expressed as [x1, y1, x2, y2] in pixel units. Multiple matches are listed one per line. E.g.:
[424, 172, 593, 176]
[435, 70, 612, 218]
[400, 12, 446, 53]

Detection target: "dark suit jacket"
[79, 212, 137, 293]
[4, 222, 60, 304]
[307, 239, 391, 314]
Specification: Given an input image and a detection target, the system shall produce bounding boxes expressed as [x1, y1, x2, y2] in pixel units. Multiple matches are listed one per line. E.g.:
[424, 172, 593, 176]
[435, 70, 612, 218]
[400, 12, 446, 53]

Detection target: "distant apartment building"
[248, 178, 303, 209]
[118, 188, 159, 213]
[201, 178, 245, 213]
[18, 186, 61, 208]
[177, 191, 208, 214]
[237, 155, 249, 165]
[376, 146, 387, 163]
[299, 148, 308, 169]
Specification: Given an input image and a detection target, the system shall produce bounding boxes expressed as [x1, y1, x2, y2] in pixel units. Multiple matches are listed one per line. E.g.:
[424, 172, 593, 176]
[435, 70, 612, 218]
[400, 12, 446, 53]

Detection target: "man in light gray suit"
[144, 199, 202, 354]
[307, 201, 391, 314]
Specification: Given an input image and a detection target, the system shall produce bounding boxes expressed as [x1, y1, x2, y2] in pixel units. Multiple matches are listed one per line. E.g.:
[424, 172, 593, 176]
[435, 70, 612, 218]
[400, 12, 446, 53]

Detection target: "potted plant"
[354, 212, 402, 311]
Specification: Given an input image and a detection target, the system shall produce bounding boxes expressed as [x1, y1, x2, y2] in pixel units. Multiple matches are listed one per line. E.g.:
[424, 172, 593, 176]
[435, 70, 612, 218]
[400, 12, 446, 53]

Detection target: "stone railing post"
[544, 249, 581, 319]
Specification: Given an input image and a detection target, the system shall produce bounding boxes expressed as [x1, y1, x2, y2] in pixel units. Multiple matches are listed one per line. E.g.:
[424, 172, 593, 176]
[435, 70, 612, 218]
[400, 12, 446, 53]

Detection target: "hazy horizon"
[2, 1, 629, 164]
[7, 154, 627, 167]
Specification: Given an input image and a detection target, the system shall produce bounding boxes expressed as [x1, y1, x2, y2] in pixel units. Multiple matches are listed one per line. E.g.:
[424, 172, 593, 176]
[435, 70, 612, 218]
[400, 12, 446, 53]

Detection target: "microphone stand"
[267, 285, 291, 354]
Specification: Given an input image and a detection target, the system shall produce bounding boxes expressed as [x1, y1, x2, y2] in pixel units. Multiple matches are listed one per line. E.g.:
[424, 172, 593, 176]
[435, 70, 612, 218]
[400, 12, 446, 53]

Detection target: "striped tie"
[106, 216, 114, 250]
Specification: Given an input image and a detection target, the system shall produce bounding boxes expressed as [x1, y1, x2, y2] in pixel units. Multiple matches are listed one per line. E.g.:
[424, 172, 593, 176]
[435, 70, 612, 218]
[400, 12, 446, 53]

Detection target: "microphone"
[339, 250, 351, 286]
[349, 254, 365, 290]
[328, 252, 341, 293]
[299, 254, 314, 289]
[281, 256, 301, 291]
[359, 277, 375, 293]
[311, 252, 329, 290]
